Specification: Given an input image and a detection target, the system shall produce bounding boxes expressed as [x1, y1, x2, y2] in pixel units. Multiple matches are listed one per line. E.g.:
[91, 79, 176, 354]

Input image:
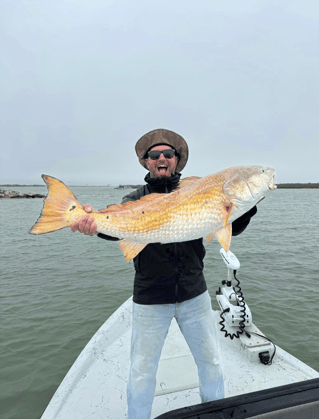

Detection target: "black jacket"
[98, 173, 257, 305]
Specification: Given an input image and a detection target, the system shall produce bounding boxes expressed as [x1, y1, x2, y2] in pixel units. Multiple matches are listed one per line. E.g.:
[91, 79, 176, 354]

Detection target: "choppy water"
[1, 186, 318, 419]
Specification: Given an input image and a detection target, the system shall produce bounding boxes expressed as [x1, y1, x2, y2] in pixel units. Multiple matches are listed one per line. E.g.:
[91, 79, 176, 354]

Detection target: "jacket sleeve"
[97, 188, 144, 241]
[97, 233, 120, 241]
[231, 206, 257, 236]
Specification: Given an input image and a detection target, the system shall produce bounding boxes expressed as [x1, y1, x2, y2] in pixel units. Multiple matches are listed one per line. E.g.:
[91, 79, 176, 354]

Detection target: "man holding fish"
[70, 129, 259, 419]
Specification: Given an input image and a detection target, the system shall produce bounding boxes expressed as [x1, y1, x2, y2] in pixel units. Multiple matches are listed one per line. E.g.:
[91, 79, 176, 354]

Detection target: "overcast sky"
[1, 0, 319, 185]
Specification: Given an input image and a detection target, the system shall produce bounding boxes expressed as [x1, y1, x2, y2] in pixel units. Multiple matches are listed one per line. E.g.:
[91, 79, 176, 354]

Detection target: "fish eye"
[261, 169, 265, 173]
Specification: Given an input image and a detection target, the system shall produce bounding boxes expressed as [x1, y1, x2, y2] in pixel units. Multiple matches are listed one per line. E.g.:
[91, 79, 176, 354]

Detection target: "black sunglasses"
[147, 149, 176, 160]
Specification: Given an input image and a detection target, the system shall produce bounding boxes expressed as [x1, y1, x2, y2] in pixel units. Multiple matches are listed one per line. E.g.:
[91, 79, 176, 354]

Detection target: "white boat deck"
[41, 297, 319, 419]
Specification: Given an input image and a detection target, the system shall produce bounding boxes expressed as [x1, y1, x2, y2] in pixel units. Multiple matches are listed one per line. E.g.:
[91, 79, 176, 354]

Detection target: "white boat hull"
[41, 297, 319, 419]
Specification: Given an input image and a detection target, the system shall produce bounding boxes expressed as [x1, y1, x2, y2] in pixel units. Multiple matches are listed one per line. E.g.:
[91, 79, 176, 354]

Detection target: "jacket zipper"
[174, 243, 179, 302]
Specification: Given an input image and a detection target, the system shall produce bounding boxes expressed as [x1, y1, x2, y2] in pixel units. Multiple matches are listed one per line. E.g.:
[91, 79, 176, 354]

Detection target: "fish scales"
[97, 176, 226, 243]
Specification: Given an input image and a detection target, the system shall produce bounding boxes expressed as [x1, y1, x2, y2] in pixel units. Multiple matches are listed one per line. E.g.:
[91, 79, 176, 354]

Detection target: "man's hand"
[71, 205, 97, 236]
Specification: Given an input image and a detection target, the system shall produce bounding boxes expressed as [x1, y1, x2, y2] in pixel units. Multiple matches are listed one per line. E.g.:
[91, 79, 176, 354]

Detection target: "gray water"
[1, 186, 318, 419]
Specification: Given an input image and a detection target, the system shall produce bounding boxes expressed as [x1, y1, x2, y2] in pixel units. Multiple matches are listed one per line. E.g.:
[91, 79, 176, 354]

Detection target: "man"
[71, 129, 257, 419]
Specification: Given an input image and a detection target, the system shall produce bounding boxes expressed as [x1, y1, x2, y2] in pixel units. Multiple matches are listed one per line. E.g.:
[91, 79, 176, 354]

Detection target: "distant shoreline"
[1, 183, 318, 189]
[116, 183, 319, 189]
[276, 183, 319, 189]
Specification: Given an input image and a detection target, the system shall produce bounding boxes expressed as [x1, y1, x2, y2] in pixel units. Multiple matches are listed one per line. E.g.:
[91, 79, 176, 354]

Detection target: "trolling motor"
[216, 249, 252, 339]
[216, 249, 276, 364]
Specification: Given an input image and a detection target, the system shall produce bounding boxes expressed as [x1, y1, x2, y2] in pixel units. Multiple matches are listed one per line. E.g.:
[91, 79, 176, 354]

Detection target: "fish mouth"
[247, 171, 277, 199]
[268, 174, 277, 190]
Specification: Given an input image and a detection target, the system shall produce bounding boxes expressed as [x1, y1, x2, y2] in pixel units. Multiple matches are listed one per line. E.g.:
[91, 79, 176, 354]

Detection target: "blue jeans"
[126, 291, 224, 419]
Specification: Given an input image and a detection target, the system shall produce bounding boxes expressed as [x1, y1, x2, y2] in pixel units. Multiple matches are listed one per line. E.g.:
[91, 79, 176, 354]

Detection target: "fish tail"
[29, 175, 83, 234]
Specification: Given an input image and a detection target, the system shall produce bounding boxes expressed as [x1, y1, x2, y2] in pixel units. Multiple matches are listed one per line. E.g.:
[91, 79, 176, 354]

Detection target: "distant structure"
[115, 185, 143, 190]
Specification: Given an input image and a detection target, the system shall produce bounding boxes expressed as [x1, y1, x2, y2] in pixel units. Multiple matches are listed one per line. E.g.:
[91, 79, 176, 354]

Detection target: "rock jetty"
[0, 188, 45, 198]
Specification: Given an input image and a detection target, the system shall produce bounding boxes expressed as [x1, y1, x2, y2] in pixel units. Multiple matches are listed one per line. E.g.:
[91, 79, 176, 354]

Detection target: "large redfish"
[29, 165, 276, 261]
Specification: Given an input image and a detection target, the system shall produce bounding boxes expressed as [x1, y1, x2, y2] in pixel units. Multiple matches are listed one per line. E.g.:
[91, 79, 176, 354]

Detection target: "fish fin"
[257, 196, 265, 204]
[29, 175, 83, 234]
[214, 224, 232, 252]
[223, 202, 234, 227]
[118, 240, 147, 262]
[207, 201, 233, 244]
[206, 233, 214, 243]
[178, 176, 202, 189]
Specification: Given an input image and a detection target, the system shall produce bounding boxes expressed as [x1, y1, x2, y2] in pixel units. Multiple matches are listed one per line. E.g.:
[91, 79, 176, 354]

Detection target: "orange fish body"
[30, 166, 276, 261]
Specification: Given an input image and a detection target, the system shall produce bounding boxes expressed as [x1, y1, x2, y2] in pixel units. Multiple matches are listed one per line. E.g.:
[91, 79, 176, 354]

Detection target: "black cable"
[219, 270, 247, 340]
[218, 270, 276, 365]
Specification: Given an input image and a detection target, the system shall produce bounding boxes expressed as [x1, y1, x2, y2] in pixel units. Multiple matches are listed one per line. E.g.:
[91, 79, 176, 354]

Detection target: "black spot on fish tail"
[69, 205, 76, 211]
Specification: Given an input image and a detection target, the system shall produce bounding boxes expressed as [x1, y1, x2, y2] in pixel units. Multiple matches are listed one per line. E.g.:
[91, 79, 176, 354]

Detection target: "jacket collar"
[144, 172, 181, 193]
